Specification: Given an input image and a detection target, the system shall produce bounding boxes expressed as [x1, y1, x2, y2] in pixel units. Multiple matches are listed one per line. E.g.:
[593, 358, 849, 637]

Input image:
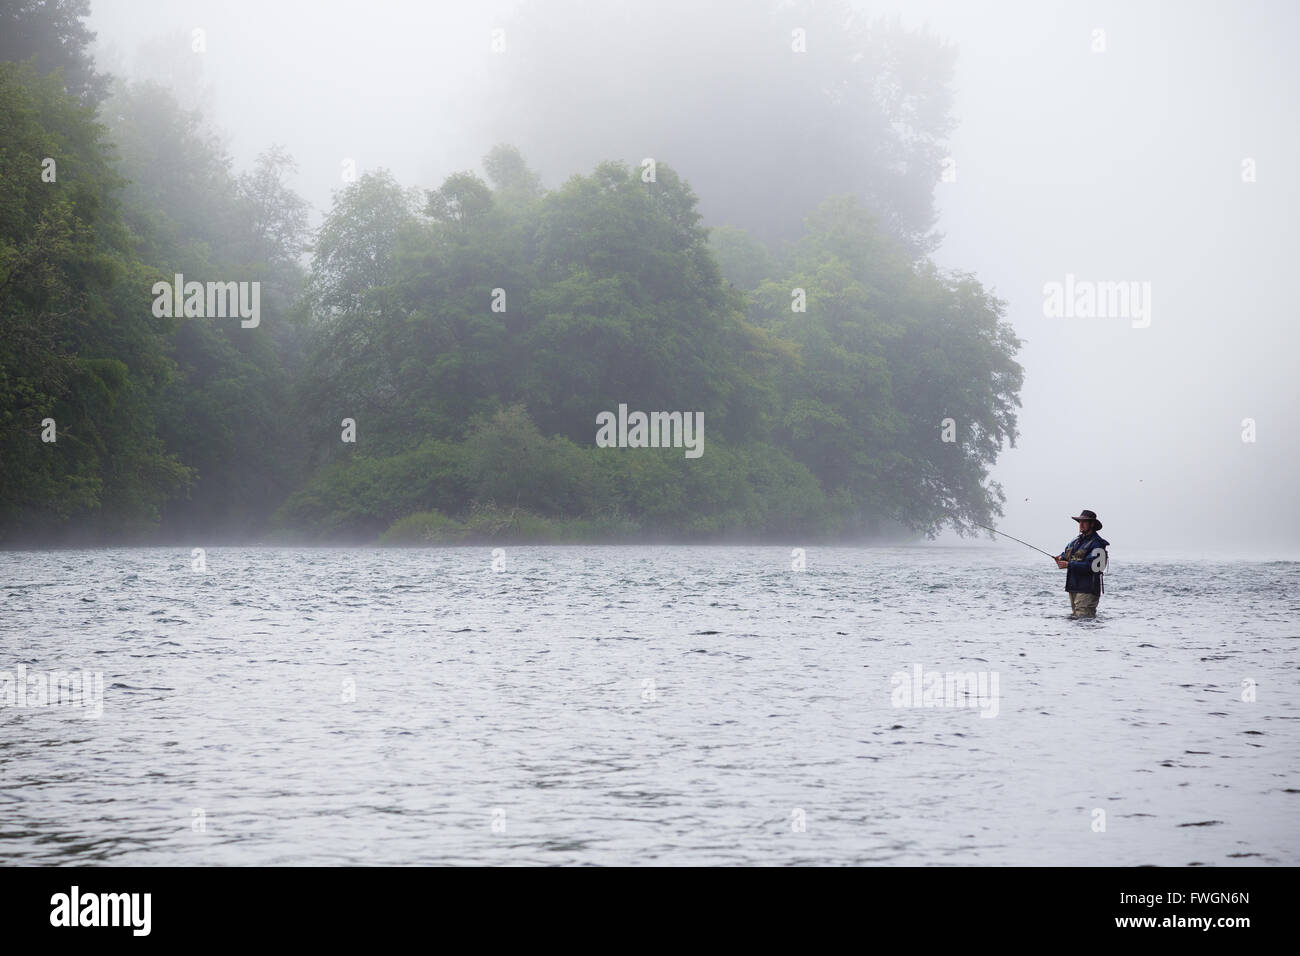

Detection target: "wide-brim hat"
[1071, 509, 1102, 530]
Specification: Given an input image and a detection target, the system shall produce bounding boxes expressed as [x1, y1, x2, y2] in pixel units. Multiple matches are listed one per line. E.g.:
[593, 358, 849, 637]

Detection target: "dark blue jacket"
[1058, 532, 1109, 594]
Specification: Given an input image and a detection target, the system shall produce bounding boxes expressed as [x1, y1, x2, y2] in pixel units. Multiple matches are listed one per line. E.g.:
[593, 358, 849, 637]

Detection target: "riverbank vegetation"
[0, 0, 1022, 546]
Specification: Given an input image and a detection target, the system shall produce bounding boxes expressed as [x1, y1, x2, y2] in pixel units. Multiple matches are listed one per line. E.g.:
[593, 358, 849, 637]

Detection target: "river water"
[1, 546, 1296, 865]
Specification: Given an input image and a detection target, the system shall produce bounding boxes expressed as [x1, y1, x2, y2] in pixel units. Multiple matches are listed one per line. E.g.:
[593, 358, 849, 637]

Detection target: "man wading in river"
[1054, 510, 1109, 617]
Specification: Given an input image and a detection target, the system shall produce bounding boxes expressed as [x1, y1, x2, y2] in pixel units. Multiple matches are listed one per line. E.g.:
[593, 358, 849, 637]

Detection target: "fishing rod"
[962, 519, 1058, 560]
[960, 515, 1115, 579]
[884, 471, 1063, 560]
[881, 504, 1058, 560]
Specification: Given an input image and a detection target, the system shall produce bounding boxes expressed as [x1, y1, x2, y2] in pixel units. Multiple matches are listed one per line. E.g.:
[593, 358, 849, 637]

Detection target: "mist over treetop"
[481, 0, 955, 254]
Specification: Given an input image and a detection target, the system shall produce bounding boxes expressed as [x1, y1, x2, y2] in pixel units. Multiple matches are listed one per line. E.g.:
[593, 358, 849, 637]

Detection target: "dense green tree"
[0, 63, 190, 541]
[745, 195, 1022, 533]
[710, 225, 776, 294]
[96, 80, 310, 539]
[520, 160, 773, 442]
[482, 143, 543, 205]
[1, 0, 1018, 547]
[237, 144, 311, 273]
[0, 0, 107, 103]
[297, 170, 423, 463]
[285, 148, 1019, 542]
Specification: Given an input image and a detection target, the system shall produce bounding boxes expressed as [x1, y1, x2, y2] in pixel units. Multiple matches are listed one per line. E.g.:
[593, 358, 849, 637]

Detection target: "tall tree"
[103, 80, 310, 539]
[0, 0, 107, 103]
[744, 195, 1022, 533]
[298, 170, 422, 461]
[0, 63, 190, 541]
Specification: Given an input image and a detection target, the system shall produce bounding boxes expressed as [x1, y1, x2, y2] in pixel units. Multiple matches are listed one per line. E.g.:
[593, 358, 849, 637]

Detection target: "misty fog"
[79, 0, 1299, 553]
